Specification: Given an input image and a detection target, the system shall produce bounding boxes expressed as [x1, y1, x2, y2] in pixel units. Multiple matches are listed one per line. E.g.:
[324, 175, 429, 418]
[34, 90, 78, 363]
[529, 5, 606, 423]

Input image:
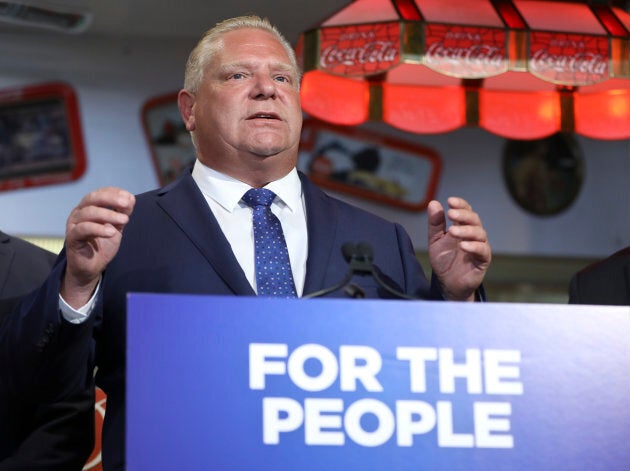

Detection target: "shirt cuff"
[59, 278, 101, 324]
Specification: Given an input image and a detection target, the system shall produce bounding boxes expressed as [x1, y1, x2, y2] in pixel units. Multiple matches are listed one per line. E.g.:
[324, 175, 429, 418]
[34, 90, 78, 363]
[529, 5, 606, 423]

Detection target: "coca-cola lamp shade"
[297, 0, 630, 140]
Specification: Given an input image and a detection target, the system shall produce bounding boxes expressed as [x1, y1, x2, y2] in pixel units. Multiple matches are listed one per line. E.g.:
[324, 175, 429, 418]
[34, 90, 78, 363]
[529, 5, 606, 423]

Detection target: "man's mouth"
[248, 112, 280, 120]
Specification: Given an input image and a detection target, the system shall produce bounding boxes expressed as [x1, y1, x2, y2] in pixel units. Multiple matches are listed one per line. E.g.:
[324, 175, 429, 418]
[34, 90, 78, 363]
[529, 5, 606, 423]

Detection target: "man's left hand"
[427, 197, 491, 301]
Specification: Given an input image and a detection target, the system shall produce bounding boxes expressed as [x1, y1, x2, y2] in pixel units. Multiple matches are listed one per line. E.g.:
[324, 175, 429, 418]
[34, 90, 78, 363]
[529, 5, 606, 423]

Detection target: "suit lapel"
[155, 174, 255, 295]
[300, 173, 339, 295]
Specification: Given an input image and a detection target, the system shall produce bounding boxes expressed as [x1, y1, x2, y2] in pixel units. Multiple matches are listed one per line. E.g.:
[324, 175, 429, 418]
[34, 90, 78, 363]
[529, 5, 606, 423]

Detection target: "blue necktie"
[242, 188, 297, 298]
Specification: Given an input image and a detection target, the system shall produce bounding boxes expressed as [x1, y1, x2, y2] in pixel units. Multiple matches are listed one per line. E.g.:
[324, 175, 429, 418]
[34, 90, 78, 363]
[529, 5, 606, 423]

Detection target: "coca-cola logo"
[530, 50, 607, 78]
[423, 25, 507, 77]
[318, 23, 401, 75]
[425, 42, 504, 71]
[529, 32, 609, 84]
[320, 41, 398, 69]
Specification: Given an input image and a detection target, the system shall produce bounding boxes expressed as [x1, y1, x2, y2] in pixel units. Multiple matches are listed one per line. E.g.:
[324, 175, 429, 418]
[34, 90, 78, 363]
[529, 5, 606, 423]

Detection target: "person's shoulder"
[570, 246, 630, 305]
[0, 231, 57, 266]
[609, 245, 630, 260]
[578, 246, 630, 277]
[571, 246, 630, 293]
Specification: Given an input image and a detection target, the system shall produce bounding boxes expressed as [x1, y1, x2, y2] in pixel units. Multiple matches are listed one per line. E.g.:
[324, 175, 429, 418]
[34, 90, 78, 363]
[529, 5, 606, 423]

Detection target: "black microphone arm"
[302, 246, 356, 299]
[353, 242, 418, 300]
[303, 242, 416, 300]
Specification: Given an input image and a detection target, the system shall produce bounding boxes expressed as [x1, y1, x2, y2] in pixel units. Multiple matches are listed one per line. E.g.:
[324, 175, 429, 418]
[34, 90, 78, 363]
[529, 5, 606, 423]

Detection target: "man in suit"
[0, 232, 94, 470]
[8, 15, 492, 470]
[568, 246, 630, 305]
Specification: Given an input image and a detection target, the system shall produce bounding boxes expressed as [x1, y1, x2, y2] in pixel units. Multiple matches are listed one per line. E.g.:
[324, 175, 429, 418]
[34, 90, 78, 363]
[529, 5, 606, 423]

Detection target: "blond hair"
[183, 15, 300, 93]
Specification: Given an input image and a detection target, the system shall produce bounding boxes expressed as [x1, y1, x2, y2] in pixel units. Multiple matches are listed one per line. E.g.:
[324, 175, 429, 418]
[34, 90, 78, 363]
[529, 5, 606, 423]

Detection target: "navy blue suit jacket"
[9, 171, 443, 470]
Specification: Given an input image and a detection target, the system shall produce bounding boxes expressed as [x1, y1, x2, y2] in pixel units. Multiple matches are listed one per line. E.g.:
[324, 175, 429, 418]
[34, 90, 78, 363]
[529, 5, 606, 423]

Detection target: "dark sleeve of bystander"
[0, 231, 95, 471]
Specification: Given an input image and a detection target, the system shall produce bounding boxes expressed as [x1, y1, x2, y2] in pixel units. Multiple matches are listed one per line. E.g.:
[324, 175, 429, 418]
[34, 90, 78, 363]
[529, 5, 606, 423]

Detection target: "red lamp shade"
[301, 71, 369, 125]
[297, 0, 630, 140]
[383, 84, 467, 134]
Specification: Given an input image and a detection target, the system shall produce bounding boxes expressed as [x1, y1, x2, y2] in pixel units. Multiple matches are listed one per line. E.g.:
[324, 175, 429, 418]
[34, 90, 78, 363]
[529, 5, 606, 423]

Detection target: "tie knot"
[243, 188, 276, 208]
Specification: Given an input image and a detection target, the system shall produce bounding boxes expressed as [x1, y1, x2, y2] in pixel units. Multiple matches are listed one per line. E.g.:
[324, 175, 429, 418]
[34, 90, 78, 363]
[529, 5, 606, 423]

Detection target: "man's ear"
[178, 89, 196, 131]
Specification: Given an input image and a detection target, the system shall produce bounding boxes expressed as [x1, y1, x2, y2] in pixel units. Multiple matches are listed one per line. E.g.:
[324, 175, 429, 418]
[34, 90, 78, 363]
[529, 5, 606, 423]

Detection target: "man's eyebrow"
[219, 61, 295, 73]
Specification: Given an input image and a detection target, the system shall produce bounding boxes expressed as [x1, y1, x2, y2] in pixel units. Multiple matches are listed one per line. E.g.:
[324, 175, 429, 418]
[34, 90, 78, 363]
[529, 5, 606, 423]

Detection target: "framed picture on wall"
[298, 119, 442, 211]
[0, 82, 87, 192]
[141, 92, 195, 186]
[503, 132, 584, 216]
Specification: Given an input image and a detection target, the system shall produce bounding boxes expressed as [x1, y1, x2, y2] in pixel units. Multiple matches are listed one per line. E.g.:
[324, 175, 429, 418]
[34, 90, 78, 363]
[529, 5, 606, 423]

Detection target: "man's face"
[183, 28, 303, 180]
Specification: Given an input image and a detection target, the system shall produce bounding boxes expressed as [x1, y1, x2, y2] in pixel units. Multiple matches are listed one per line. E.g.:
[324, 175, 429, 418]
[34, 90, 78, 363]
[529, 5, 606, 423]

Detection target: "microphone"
[303, 242, 416, 300]
[342, 242, 372, 274]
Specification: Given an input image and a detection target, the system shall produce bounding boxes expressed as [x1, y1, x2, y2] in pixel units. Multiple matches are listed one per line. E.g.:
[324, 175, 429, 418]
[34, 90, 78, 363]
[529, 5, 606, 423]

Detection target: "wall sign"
[298, 119, 442, 211]
[0, 82, 87, 192]
[141, 92, 195, 186]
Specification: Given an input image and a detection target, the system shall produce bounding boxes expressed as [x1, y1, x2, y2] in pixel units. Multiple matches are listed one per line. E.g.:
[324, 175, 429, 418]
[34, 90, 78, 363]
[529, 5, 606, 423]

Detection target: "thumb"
[427, 200, 446, 242]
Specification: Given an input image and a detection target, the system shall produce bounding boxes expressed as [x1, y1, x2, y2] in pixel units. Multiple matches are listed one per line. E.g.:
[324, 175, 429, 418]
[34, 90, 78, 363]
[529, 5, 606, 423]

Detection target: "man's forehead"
[219, 60, 294, 72]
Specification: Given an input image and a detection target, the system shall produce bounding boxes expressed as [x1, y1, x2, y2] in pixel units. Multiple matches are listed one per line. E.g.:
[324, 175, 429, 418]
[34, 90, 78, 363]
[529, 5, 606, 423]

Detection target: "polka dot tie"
[242, 188, 297, 298]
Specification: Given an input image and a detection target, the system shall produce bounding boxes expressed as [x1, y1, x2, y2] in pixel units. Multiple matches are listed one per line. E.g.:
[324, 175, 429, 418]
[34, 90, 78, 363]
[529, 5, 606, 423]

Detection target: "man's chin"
[248, 143, 291, 159]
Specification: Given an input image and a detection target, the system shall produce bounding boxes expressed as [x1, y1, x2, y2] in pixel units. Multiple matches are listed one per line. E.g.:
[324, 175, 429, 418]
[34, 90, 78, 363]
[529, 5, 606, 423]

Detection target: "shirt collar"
[191, 159, 302, 213]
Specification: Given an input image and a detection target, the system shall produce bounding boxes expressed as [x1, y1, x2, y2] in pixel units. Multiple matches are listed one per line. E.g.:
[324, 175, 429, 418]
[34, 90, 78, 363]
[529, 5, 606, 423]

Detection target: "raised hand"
[61, 187, 135, 309]
[427, 197, 491, 301]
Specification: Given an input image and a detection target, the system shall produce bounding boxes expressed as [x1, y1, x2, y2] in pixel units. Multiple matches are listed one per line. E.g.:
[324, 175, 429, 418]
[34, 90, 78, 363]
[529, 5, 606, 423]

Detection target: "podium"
[126, 294, 630, 470]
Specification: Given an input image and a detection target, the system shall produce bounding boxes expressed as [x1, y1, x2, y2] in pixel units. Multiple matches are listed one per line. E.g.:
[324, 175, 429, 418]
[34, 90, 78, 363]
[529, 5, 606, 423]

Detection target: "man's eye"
[230, 73, 245, 80]
[275, 76, 289, 83]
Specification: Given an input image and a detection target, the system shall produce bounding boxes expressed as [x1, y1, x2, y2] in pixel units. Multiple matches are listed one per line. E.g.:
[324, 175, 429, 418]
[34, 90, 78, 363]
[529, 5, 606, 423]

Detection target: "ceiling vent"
[0, 1, 92, 33]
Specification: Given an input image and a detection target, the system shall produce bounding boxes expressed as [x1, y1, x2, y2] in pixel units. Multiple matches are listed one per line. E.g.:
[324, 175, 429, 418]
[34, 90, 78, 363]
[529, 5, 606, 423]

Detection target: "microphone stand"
[303, 242, 417, 300]
[353, 242, 418, 300]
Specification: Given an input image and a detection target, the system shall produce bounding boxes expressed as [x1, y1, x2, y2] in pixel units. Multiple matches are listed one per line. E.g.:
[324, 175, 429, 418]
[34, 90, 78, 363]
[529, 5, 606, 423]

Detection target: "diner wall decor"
[0, 82, 87, 192]
[298, 119, 442, 211]
[141, 92, 195, 186]
[503, 132, 584, 216]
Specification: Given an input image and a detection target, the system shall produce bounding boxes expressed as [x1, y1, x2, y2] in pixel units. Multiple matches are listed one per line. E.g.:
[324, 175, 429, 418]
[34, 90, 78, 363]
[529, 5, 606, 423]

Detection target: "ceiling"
[0, 0, 351, 45]
[2, 1, 630, 45]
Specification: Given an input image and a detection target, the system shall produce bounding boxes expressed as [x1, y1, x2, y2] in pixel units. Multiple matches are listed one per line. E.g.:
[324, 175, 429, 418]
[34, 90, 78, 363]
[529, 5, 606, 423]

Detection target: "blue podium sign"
[126, 294, 630, 470]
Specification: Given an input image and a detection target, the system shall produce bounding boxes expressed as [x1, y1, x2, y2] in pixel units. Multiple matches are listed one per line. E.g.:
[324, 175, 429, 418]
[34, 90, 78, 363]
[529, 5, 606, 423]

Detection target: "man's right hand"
[61, 187, 135, 309]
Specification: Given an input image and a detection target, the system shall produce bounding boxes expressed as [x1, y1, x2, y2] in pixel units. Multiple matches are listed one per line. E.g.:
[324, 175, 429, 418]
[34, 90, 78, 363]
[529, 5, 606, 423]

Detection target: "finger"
[459, 240, 492, 263]
[77, 188, 135, 216]
[427, 200, 446, 241]
[69, 205, 131, 229]
[447, 208, 482, 227]
[448, 224, 488, 242]
[446, 196, 472, 211]
[67, 221, 120, 241]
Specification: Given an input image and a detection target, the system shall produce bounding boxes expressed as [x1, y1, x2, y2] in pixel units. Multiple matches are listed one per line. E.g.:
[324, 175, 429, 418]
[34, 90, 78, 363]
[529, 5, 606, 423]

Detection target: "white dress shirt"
[191, 160, 308, 295]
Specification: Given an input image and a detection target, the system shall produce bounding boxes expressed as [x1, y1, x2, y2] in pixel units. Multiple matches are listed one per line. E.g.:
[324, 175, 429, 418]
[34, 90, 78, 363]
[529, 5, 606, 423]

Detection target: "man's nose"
[251, 74, 277, 98]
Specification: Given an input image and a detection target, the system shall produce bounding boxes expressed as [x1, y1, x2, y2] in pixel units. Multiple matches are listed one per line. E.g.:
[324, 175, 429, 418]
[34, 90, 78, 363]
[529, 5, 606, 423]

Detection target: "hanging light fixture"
[296, 0, 630, 140]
